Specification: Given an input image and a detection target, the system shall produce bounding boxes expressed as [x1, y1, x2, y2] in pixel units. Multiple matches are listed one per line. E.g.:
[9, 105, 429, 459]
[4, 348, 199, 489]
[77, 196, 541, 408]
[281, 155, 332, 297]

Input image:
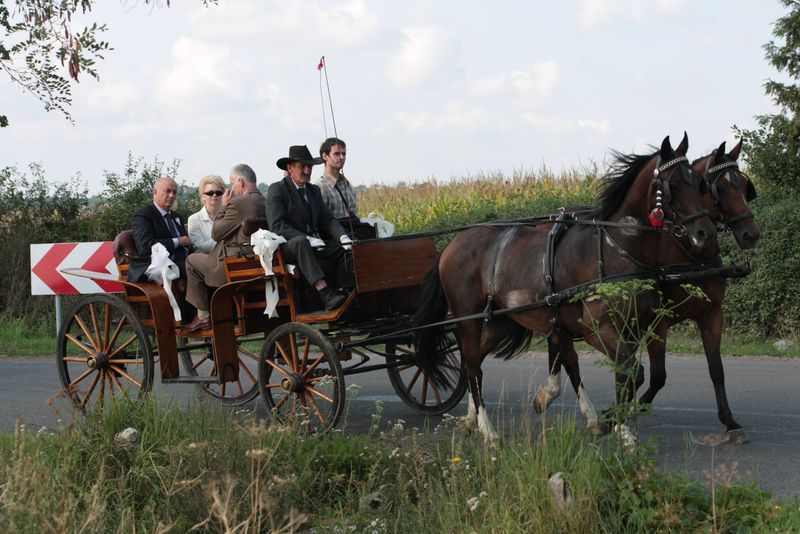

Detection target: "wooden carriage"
[56, 225, 467, 431]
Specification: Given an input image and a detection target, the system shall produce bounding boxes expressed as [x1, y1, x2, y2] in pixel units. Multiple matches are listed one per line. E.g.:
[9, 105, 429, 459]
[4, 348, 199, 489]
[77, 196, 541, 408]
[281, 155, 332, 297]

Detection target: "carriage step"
[162, 376, 219, 384]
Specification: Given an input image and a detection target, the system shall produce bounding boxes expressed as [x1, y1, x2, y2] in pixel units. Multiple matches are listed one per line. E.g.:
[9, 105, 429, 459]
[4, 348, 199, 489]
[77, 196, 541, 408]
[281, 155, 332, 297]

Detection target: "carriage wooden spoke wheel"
[56, 295, 154, 412]
[258, 323, 345, 433]
[386, 333, 467, 415]
[180, 336, 261, 405]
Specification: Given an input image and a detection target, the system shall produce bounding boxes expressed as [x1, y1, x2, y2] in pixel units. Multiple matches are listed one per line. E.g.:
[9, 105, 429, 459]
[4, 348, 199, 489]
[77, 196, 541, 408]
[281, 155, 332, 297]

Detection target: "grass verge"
[1, 398, 798, 532]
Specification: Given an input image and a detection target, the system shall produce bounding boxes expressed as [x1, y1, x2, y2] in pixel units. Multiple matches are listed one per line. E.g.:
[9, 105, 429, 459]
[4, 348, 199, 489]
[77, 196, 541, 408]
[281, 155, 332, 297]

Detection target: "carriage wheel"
[56, 294, 154, 412]
[179, 336, 261, 405]
[386, 334, 467, 415]
[258, 323, 345, 433]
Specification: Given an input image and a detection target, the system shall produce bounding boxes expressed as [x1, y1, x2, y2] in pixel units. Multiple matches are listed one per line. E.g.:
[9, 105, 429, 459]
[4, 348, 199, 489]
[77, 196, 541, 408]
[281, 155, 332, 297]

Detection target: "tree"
[737, 0, 800, 191]
[0, 0, 216, 127]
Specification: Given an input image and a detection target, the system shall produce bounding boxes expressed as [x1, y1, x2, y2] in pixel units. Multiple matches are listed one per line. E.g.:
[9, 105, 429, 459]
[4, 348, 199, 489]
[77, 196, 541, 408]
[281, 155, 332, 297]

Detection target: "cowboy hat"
[276, 145, 324, 170]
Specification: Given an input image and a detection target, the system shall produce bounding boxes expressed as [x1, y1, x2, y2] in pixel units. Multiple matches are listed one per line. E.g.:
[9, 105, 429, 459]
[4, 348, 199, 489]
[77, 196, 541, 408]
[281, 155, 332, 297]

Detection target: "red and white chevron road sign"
[30, 242, 123, 295]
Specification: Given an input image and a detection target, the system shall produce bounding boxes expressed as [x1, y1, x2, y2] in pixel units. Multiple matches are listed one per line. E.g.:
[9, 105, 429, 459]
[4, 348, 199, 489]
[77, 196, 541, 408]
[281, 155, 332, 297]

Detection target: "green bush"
[722, 187, 800, 336]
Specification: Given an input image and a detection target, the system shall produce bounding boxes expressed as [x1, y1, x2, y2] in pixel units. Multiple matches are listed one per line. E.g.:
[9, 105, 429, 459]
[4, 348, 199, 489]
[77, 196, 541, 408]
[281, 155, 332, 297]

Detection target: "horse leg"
[639, 320, 669, 405]
[549, 336, 603, 435]
[697, 308, 748, 443]
[459, 325, 498, 444]
[587, 323, 639, 449]
[534, 335, 563, 413]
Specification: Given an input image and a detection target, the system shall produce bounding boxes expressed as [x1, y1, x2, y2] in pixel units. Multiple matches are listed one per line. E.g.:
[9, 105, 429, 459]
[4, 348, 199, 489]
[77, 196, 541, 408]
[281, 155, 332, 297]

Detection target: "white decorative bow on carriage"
[361, 212, 395, 238]
[144, 243, 182, 321]
[250, 229, 287, 318]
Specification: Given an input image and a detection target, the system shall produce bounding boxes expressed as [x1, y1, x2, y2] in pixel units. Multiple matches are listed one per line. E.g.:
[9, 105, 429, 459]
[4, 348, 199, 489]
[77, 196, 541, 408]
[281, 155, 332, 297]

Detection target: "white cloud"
[154, 36, 247, 107]
[522, 113, 609, 134]
[468, 62, 558, 101]
[511, 62, 558, 97]
[387, 25, 461, 89]
[577, 0, 690, 29]
[395, 102, 494, 134]
[85, 82, 141, 115]
[188, 0, 378, 46]
[321, 0, 380, 45]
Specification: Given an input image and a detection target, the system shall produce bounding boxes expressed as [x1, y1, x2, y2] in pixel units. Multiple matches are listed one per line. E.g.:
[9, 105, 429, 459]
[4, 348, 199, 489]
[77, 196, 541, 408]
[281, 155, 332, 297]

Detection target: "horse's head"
[694, 140, 761, 249]
[649, 133, 716, 250]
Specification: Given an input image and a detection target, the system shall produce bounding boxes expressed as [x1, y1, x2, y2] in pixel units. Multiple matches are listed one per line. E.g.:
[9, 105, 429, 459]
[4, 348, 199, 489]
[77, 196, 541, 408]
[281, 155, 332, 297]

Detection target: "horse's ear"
[676, 131, 689, 155]
[660, 135, 673, 156]
[715, 141, 727, 162]
[729, 139, 743, 160]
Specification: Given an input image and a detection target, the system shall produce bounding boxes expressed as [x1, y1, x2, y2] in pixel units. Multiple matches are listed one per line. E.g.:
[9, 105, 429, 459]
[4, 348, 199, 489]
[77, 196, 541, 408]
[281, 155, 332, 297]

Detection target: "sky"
[0, 0, 789, 195]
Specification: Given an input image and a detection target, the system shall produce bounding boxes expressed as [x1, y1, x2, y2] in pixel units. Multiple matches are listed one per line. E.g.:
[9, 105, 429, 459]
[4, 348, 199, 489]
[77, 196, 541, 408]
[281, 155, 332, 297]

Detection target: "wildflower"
[467, 496, 480, 511]
[246, 448, 270, 460]
[451, 456, 462, 464]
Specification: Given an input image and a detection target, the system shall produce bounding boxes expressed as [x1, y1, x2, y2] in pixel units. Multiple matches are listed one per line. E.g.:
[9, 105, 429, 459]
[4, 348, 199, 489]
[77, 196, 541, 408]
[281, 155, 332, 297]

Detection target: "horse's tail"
[414, 255, 455, 389]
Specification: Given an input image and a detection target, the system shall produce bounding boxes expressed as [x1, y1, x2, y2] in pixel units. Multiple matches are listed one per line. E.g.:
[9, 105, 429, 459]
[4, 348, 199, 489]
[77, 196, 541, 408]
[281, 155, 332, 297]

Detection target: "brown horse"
[415, 134, 716, 441]
[534, 140, 760, 442]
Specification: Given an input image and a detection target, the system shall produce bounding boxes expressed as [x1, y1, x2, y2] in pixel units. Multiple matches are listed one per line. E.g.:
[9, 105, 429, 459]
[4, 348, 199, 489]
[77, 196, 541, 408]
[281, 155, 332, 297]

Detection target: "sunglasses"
[204, 190, 224, 197]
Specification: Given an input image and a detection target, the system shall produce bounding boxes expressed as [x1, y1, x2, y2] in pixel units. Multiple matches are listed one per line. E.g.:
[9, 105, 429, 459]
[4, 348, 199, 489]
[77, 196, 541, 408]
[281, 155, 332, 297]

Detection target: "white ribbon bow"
[250, 229, 287, 318]
[145, 243, 182, 321]
[361, 212, 395, 237]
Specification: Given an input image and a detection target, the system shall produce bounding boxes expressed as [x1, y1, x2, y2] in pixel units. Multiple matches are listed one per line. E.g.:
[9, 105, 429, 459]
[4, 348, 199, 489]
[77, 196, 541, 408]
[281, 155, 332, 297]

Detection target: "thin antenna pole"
[321, 57, 338, 138]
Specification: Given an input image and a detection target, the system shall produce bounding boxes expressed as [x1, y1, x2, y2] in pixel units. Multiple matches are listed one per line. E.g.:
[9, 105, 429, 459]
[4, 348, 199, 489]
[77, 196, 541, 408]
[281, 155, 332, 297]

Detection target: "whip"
[317, 56, 338, 138]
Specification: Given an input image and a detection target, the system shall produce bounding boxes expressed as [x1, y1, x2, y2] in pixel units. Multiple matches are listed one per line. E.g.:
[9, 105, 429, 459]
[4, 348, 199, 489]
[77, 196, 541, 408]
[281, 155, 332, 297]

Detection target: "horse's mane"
[595, 149, 657, 220]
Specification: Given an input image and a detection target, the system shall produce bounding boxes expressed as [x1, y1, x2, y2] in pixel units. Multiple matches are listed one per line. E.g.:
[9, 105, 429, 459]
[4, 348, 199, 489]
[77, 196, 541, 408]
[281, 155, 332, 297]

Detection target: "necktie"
[298, 188, 313, 225]
[164, 212, 180, 238]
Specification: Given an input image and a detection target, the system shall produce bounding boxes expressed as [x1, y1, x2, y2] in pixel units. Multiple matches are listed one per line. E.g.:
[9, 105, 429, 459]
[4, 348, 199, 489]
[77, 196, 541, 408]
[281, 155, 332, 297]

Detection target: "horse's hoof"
[533, 392, 546, 414]
[457, 417, 473, 437]
[723, 428, 749, 445]
[586, 421, 604, 436]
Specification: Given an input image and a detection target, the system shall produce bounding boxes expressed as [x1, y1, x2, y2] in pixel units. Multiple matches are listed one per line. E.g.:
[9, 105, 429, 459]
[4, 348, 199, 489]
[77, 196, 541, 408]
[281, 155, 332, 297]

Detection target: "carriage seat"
[113, 229, 137, 266]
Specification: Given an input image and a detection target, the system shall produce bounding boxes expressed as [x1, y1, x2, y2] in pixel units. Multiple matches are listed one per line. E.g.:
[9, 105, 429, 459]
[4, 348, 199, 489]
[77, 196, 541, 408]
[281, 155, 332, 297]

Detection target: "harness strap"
[544, 210, 572, 294]
[482, 226, 520, 323]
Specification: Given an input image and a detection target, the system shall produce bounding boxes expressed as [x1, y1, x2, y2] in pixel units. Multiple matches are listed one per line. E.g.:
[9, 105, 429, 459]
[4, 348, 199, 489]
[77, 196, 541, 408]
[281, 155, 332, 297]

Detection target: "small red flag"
[317, 57, 324, 71]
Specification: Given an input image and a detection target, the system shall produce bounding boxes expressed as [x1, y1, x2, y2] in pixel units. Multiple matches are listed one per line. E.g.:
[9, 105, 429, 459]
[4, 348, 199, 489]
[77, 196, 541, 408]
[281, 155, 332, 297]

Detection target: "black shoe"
[323, 290, 347, 311]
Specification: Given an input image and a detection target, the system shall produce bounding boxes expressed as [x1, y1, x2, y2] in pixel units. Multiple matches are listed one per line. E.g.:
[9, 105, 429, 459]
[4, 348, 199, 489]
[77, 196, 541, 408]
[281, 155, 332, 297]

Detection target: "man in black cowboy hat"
[266, 145, 353, 310]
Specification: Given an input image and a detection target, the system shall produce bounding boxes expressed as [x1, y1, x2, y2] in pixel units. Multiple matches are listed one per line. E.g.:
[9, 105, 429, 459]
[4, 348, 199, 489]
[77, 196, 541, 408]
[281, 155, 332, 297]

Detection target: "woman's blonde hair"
[198, 174, 225, 199]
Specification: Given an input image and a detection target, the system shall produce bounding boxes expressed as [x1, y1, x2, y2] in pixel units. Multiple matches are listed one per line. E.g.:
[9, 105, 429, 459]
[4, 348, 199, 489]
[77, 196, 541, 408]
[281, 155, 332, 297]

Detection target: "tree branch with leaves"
[0, 0, 217, 128]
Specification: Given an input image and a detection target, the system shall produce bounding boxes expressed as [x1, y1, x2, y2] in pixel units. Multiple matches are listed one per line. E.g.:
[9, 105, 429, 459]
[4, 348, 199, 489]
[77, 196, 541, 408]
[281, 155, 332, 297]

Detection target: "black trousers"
[281, 236, 354, 290]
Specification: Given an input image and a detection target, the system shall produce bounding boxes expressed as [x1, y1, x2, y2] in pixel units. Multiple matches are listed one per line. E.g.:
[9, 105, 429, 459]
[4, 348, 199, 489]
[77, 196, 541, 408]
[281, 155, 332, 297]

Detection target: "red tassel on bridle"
[649, 180, 665, 228]
[648, 208, 664, 227]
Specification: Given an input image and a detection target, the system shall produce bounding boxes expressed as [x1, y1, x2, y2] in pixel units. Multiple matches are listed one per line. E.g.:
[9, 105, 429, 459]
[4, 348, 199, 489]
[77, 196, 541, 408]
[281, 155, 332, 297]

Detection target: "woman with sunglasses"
[187, 174, 226, 253]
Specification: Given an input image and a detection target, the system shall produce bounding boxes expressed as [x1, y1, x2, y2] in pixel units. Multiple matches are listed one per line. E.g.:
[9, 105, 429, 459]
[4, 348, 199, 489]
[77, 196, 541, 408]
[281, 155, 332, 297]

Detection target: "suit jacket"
[201, 189, 268, 287]
[266, 176, 346, 242]
[129, 203, 189, 281]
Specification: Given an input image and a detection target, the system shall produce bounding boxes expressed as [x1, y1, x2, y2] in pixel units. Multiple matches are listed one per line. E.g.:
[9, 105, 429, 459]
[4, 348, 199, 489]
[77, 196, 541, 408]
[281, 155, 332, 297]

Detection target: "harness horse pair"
[415, 134, 759, 443]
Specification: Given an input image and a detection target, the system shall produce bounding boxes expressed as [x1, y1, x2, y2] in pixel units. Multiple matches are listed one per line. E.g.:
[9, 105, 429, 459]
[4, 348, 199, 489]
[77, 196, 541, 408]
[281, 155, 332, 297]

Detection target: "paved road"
[2, 352, 799, 499]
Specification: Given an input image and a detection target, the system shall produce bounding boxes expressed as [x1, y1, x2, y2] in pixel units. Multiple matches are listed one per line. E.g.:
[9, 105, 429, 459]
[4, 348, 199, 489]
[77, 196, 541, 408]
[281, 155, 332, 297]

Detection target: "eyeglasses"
[204, 190, 224, 197]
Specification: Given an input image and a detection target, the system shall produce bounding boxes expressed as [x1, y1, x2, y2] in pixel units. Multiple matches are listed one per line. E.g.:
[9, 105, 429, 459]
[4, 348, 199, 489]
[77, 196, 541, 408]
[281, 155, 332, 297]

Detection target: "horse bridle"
[701, 158, 756, 229]
[650, 154, 709, 233]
